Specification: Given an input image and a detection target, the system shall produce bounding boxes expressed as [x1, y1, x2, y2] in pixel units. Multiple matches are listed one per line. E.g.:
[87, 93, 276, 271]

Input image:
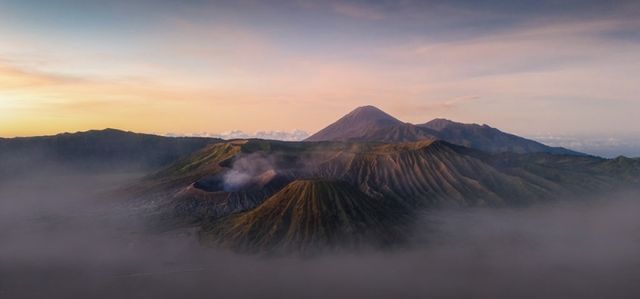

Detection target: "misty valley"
[1, 106, 640, 298]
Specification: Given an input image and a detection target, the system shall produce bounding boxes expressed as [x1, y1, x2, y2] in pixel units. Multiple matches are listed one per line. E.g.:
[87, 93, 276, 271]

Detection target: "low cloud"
[167, 130, 309, 141]
[530, 135, 640, 158]
[2, 168, 640, 298]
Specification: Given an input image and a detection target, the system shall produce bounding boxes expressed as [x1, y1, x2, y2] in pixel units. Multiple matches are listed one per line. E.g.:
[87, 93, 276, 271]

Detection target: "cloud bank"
[531, 135, 640, 158]
[165, 130, 309, 141]
[1, 168, 640, 298]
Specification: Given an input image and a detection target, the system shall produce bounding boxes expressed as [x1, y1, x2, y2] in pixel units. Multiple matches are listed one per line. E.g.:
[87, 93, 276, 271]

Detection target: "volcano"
[306, 106, 581, 155]
[140, 137, 640, 253]
[205, 179, 407, 253]
[305, 105, 430, 142]
[126, 106, 640, 253]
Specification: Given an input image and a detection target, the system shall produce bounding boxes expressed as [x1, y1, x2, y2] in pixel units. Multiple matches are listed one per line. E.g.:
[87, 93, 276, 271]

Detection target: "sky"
[0, 0, 639, 139]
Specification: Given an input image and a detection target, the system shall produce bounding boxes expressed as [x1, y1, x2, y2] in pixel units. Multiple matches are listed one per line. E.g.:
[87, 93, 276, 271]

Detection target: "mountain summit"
[342, 105, 401, 124]
[305, 106, 403, 141]
[421, 118, 457, 131]
[306, 106, 582, 155]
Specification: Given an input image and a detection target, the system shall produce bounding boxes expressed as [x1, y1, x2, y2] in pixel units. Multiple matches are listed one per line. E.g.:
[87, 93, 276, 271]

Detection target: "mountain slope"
[341, 123, 440, 143]
[204, 179, 407, 253]
[0, 128, 220, 177]
[310, 140, 550, 207]
[419, 118, 582, 155]
[140, 139, 640, 252]
[306, 106, 582, 155]
[306, 106, 408, 141]
[145, 139, 635, 222]
[596, 156, 640, 180]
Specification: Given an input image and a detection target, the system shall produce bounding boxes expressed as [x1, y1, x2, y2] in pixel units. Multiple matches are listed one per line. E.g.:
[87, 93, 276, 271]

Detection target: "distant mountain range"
[3, 106, 638, 254]
[0, 129, 220, 177]
[306, 106, 582, 155]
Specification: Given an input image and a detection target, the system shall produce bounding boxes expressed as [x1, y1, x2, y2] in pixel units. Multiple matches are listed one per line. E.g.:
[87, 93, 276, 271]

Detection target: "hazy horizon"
[2, 2, 640, 298]
[1, 0, 639, 138]
[3, 107, 639, 157]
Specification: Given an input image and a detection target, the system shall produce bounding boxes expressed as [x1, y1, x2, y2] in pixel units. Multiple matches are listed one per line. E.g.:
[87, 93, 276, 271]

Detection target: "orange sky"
[1, 1, 639, 138]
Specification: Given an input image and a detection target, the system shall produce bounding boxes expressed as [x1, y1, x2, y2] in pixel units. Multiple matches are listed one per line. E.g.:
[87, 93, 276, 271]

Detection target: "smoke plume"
[222, 153, 276, 191]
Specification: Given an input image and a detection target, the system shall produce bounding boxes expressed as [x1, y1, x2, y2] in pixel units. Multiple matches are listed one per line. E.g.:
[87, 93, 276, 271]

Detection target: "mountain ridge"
[306, 106, 582, 155]
[418, 118, 582, 155]
[137, 138, 640, 252]
[142, 138, 638, 215]
[0, 128, 221, 177]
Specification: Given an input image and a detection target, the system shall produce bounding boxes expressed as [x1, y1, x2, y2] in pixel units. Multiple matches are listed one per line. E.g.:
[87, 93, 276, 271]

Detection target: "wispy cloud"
[0, 62, 82, 89]
[1, 1, 639, 137]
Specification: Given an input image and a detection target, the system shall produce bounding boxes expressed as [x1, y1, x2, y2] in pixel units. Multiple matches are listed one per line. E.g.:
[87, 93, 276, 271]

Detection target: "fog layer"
[1, 172, 639, 298]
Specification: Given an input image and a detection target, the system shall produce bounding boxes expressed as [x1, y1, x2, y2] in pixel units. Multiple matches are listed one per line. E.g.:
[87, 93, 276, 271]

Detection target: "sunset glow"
[1, 0, 639, 137]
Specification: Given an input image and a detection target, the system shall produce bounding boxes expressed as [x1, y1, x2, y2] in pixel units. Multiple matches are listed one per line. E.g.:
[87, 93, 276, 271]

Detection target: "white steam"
[222, 153, 275, 191]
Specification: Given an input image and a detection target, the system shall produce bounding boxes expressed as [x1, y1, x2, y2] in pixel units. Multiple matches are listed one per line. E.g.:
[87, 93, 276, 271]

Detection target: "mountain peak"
[305, 105, 582, 155]
[345, 105, 401, 122]
[353, 105, 379, 111]
[305, 106, 402, 142]
[421, 118, 461, 131]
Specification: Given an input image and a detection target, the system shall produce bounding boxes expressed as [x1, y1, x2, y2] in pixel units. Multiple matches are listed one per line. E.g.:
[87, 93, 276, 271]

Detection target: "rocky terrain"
[4, 107, 639, 253]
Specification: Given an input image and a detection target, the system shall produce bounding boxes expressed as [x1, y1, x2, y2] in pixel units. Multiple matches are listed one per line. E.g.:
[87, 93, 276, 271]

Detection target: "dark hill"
[419, 118, 581, 155]
[0, 128, 220, 177]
